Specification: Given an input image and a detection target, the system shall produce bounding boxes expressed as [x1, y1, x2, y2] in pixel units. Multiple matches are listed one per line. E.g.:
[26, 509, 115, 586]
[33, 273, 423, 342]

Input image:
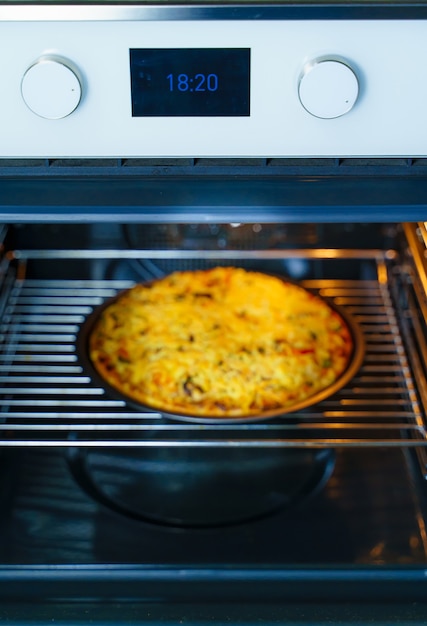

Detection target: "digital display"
[130, 48, 250, 117]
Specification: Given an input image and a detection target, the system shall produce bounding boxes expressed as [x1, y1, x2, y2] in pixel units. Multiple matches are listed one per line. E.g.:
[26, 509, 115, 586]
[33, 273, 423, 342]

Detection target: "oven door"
[1, 163, 427, 624]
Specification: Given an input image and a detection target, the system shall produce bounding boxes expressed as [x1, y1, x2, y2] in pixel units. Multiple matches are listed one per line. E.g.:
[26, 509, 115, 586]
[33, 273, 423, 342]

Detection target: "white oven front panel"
[0, 17, 426, 158]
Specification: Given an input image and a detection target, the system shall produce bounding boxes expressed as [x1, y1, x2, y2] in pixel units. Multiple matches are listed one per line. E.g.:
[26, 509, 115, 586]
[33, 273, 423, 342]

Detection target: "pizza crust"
[88, 267, 355, 418]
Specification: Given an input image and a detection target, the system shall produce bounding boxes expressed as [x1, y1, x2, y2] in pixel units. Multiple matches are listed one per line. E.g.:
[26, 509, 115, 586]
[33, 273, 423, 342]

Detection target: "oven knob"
[21, 56, 82, 119]
[298, 58, 359, 119]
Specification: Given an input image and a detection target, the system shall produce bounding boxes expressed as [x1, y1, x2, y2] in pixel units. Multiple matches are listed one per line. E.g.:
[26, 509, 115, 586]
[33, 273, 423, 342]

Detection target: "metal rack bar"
[13, 248, 392, 260]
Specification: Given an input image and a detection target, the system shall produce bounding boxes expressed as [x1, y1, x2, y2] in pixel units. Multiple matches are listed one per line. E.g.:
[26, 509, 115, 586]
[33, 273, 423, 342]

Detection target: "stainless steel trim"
[0, 4, 297, 22]
[0, 2, 425, 22]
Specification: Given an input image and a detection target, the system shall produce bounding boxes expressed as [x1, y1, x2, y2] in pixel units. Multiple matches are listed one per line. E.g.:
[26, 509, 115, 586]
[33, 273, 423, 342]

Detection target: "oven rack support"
[0, 247, 425, 458]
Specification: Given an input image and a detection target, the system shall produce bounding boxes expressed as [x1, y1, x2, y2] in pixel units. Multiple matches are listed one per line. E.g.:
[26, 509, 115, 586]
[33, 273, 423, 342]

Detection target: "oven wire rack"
[0, 248, 426, 461]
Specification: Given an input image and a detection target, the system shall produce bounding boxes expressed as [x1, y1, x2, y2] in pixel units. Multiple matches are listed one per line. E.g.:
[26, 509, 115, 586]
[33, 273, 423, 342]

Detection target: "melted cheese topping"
[88, 267, 354, 417]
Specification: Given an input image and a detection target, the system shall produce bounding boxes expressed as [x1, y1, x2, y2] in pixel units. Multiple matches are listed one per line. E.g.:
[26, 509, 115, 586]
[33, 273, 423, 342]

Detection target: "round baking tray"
[77, 272, 365, 424]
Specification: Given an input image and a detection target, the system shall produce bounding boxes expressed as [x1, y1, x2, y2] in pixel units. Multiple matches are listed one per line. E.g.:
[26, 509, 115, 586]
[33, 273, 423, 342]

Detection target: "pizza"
[87, 266, 355, 418]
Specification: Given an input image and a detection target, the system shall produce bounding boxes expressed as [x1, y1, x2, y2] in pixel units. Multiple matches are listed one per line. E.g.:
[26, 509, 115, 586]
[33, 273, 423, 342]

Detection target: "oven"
[2, 2, 427, 623]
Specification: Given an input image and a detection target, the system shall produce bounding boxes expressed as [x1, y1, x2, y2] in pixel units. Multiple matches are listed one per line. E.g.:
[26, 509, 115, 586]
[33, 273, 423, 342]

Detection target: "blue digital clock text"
[166, 73, 219, 92]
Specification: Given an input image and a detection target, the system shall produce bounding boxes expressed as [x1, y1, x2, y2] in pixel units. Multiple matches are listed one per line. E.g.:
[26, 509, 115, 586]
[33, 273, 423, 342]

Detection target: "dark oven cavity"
[1, 222, 427, 611]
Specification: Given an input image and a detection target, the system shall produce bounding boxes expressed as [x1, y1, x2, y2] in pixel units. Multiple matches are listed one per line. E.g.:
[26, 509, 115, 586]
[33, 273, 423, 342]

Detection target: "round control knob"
[21, 56, 82, 119]
[298, 59, 359, 119]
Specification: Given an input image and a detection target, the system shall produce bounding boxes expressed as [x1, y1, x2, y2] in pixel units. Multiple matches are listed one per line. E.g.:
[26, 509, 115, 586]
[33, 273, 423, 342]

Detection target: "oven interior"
[1, 216, 427, 614]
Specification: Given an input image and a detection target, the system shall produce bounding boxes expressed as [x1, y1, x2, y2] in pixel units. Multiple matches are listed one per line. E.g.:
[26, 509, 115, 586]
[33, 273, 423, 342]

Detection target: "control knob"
[298, 58, 359, 119]
[21, 56, 82, 119]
